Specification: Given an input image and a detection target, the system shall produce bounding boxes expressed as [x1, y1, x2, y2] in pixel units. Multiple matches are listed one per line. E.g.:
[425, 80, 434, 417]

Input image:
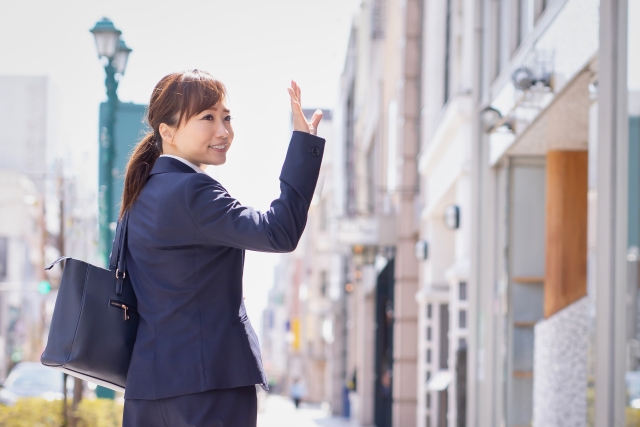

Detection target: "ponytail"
[119, 130, 161, 219]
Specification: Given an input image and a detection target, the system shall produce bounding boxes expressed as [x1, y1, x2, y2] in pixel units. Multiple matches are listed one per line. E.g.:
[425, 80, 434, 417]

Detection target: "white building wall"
[0, 76, 48, 187]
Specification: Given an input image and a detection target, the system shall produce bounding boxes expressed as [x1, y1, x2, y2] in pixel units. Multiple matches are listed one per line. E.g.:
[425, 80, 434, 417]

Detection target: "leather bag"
[40, 211, 138, 392]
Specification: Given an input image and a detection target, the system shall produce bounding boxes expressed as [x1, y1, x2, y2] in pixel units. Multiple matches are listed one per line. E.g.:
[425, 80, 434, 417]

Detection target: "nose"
[214, 121, 229, 138]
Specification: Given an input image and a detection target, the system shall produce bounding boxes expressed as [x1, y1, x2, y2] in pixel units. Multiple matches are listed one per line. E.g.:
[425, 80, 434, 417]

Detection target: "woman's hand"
[288, 80, 323, 136]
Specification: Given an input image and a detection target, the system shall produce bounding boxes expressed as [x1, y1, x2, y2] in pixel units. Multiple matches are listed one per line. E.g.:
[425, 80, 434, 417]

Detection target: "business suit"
[122, 131, 325, 426]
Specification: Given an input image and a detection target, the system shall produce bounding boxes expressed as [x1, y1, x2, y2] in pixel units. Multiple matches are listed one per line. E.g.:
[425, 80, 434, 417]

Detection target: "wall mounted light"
[480, 106, 514, 133]
[444, 205, 460, 230]
[511, 66, 551, 91]
[414, 240, 429, 261]
[480, 107, 502, 132]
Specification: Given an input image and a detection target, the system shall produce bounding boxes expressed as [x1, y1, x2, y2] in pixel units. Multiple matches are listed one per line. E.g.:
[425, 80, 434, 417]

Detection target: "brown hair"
[119, 69, 227, 218]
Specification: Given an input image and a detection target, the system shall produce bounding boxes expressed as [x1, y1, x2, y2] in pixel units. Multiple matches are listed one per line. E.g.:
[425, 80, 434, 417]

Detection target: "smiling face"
[159, 99, 234, 167]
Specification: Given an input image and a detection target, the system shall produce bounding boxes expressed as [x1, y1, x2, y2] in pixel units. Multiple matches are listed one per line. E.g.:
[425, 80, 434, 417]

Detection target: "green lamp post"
[90, 18, 132, 265]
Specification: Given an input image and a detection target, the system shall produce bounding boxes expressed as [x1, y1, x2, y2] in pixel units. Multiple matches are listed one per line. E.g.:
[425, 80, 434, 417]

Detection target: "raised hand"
[287, 80, 323, 136]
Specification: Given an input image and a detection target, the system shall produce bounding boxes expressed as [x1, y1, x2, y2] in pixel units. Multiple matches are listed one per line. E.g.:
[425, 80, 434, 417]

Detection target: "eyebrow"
[209, 107, 231, 113]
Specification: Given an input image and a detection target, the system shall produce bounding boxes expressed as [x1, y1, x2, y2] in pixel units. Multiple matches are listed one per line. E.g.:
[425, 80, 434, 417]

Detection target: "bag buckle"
[115, 269, 126, 279]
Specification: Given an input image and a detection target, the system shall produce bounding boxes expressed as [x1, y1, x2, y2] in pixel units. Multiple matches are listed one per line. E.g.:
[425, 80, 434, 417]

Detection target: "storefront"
[468, 0, 640, 425]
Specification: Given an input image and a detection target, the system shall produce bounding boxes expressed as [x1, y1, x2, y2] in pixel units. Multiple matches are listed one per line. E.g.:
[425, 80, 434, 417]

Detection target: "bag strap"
[45, 256, 71, 271]
[109, 210, 130, 295]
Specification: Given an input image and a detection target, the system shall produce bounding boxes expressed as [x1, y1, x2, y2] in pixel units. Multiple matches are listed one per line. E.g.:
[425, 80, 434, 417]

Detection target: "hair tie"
[151, 130, 162, 151]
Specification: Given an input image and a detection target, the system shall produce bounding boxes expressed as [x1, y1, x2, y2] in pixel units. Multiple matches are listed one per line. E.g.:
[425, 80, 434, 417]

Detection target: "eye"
[224, 115, 233, 122]
[201, 114, 214, 121]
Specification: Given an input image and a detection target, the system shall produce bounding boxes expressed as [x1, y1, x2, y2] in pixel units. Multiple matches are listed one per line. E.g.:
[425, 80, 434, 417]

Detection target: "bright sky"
[0, 0, 358, 335]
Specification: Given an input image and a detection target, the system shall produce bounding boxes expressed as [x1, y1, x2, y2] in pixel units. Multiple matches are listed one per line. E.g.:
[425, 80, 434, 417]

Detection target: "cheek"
[188, 123, 214, 145]
[227, 124, 235, 142]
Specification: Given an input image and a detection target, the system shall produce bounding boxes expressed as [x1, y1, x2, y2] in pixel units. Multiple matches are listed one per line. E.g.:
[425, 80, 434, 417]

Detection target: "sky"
[0, 0, 359, 334]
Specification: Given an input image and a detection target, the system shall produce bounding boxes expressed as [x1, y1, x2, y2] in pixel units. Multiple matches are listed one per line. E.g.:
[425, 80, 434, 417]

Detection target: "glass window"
[439, 304, 450, 369]
[0, 237, 7, 281]
[459, 310, 467, 329]
[427, 348, 432, 364]
[427, 326, 432, 341]
[444, 0, 452, 104]
[459, 281, 467, 301]
[427, 303, 432, 319]
[518, 0, 534, 44]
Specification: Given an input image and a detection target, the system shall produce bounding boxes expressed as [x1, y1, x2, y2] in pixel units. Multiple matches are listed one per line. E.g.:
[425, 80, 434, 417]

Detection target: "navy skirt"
[122, 385, 257, 427]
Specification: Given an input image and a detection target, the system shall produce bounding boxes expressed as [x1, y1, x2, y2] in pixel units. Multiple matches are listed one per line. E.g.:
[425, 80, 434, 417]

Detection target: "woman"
[120, 69, 324, 427]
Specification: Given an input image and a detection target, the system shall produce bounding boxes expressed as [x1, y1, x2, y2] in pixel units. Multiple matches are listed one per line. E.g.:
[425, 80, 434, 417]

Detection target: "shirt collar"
[159, 155, 205, 174]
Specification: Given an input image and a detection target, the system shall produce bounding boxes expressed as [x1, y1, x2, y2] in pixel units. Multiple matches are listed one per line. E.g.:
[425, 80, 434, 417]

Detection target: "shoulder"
[184, 173, 228, 193]
[183, 173, 234, 209]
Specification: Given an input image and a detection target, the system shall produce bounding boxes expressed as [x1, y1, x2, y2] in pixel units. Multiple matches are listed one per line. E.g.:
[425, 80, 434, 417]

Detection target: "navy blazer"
[123, 131, 325, 400]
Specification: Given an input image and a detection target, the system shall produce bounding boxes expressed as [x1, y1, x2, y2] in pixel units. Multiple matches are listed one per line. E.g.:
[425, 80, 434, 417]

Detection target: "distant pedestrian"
[119, 70, 325, 427]
[290, 378, 307, 409]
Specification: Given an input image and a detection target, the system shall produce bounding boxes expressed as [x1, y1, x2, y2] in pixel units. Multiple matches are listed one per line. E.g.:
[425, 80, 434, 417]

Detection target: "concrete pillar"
[544, 150, 588, 317]
[356, 265, 377, 426]
[393, 0, 423, 424]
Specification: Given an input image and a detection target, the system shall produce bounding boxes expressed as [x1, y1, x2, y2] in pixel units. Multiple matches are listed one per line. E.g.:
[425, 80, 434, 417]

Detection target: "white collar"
[159, 154, 206, 174]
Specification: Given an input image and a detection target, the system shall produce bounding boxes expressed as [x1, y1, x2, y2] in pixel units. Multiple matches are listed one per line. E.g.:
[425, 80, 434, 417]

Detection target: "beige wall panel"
[393, 400, 420, 427]
[393, 358, 419, 401]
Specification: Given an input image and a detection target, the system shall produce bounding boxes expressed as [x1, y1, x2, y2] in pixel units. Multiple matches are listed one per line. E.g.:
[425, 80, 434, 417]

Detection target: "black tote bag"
[40, 211, 138, 392]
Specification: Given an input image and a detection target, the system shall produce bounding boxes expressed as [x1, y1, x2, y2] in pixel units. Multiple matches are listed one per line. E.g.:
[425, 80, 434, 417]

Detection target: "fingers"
[291, 80, 301, 106]
[310, 109, 323, 133]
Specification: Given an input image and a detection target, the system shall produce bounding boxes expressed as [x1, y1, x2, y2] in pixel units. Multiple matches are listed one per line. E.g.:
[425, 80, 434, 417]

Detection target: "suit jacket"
[123, 131, 325, 400]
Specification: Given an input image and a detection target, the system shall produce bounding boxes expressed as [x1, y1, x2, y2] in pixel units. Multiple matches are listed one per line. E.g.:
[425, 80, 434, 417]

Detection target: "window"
[427, 326, 432, 341]
[426, 370, 431, 383]
[371, 0, 386, 39]
[459, 309, 467, 329]
[459, 338, 467, 349]
[427, 348, 432, 364]
[387, 100, 398, 194]
[439, 304, 450, 369]
[459, 281, 467, 301]
[0, 237, 7, 281]
[345, 89, 356, 217]
[367, 143, 376, 213]
[444, 0, 453, 104]
[518, 0, 535, 45]
[320, 271, 328, 297]
[427, 303, 432, 319]
[427, 393, 431, 409]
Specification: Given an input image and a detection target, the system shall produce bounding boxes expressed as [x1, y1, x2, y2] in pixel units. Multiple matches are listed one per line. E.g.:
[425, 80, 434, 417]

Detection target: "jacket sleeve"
[184, 131, 326, 252]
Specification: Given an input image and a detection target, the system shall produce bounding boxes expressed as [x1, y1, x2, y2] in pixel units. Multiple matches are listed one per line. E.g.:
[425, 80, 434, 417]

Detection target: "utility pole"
[57, 164, 68, 427]
[57, 164, 83, 426]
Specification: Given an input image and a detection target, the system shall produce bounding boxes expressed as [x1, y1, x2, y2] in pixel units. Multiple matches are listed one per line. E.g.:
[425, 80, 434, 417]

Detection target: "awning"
[427, 370, 453, 391]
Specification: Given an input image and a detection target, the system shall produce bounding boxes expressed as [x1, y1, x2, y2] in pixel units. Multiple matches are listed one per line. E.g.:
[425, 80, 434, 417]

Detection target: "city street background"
[0, 0, 639, 426]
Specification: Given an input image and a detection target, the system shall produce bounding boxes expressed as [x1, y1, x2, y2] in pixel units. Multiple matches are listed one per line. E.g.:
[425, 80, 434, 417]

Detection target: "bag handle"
[45, 256, 71, 271]
[108, 210, 130, 295]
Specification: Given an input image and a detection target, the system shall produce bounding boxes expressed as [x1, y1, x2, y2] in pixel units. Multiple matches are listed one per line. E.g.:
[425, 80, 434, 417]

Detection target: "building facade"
[262, 0, 638, 425]
[0, 76, 49, 378]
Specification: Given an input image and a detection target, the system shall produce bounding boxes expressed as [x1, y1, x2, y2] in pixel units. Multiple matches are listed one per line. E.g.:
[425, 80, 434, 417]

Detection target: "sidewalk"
[257, 394, 360, 427]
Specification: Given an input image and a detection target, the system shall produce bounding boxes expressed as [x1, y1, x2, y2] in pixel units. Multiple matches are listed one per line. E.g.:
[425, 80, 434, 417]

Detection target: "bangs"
[175, 70, 227, 125]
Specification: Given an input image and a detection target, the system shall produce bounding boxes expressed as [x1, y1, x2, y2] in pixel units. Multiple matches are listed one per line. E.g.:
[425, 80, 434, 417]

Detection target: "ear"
[159, 123, 176, 146]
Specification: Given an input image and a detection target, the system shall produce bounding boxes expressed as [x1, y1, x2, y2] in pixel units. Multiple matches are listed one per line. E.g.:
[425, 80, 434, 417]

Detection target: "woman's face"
[161, 99, 234, 167]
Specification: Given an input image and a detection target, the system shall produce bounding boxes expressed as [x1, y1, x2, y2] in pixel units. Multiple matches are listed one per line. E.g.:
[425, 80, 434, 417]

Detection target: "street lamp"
[90, 18, 132, 265]
[112, 39, 132, 75]
[89, 18, 121, 59]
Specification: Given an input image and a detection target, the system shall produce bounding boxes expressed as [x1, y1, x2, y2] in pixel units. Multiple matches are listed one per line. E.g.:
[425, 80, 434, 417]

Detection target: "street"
[257, 394, 354, 427]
